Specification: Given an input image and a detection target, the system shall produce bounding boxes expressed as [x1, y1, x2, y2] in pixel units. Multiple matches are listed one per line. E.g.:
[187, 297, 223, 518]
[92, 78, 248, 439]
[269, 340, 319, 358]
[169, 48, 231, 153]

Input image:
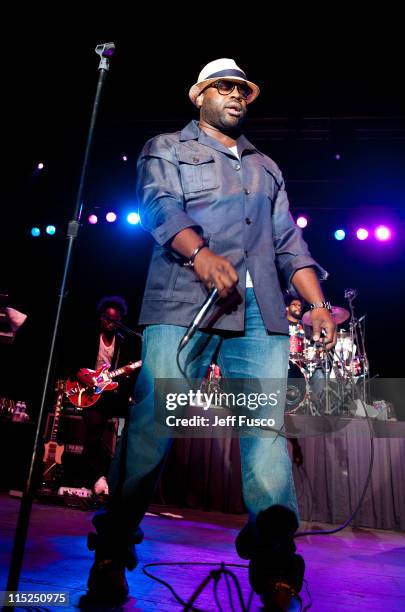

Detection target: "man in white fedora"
[85, 58, 336, 609]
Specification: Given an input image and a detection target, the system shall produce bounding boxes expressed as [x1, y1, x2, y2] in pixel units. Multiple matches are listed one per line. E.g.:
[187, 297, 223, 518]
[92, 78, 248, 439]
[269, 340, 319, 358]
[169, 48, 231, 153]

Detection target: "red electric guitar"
[65, 360, 142, 408]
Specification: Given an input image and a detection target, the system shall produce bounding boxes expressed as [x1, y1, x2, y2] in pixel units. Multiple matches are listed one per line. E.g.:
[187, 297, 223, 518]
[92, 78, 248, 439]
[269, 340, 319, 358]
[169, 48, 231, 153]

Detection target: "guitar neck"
[108, 360, 141, 380]
[109, 366, 127, 379]
[50, 381, 64, 442]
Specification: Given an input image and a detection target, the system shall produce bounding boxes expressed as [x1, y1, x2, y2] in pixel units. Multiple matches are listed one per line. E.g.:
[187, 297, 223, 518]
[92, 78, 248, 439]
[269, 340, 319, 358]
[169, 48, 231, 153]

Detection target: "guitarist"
[60, 296, 141, 496]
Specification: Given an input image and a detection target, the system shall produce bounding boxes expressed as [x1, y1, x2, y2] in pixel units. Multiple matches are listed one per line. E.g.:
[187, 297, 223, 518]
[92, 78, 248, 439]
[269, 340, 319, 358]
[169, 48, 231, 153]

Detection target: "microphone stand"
[102, 313, 143, 339]
[4, 42, 116, 601]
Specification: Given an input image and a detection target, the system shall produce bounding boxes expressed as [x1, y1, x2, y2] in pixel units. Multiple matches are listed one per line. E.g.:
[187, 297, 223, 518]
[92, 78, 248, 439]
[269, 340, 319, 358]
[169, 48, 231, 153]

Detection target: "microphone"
[178, 288, 219, 352]
[344, 288, 358, 300]
[95, 42, 116, 71]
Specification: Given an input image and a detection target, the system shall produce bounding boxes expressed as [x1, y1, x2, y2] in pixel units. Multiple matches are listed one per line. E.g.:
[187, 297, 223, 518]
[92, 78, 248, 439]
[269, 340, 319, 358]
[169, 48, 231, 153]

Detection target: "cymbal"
[302, 306, 350, 326]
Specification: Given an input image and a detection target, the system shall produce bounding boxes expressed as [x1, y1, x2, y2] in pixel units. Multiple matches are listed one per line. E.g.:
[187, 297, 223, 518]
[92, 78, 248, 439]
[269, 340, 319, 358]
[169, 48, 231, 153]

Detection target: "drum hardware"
[286, 359, 310, 413]
[344, 288, 369, 406]
[319, 349, 349, 415]
[287, 291, 370, 416]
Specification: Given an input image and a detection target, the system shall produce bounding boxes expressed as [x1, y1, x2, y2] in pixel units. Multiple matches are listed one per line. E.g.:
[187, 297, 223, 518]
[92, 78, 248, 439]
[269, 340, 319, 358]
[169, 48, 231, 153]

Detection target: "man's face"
[100, 307, 122, 334]
[288, 300, 302, 319]
[197, 80, 248, 132]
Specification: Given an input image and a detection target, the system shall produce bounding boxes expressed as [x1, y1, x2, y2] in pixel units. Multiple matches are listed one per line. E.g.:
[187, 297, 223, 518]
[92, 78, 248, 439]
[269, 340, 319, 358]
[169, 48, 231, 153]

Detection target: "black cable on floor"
[142, 561, 306, 611]
[142, 561, 250, 612]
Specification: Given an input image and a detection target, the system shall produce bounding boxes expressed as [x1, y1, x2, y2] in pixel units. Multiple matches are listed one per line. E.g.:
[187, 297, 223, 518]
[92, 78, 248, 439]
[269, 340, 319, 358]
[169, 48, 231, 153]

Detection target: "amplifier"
[44, 413, 117, 455]
[44, 413, 118, 488]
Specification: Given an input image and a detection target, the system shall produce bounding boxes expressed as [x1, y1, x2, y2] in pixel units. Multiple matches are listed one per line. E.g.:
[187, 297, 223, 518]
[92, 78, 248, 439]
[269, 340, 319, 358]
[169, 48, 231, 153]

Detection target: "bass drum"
[286, 359, 309, 414]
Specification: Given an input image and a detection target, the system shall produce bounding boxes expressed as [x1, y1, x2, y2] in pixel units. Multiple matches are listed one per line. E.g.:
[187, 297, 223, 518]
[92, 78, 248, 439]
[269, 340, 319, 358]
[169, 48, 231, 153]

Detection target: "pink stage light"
[375, 225, 391, 241]
[88, 214, 98, 225]
[356, 228, 369, 241]
[296, 216, 308, 229]
[106, 212, 117, 223]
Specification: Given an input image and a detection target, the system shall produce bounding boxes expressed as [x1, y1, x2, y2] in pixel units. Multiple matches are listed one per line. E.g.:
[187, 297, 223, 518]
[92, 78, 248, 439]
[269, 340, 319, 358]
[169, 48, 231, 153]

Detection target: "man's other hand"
[311, 309, 337, 350]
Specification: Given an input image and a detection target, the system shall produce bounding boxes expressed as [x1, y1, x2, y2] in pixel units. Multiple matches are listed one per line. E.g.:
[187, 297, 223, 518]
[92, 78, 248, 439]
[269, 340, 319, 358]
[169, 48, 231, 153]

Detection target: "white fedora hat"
[189, 58, 260, 106]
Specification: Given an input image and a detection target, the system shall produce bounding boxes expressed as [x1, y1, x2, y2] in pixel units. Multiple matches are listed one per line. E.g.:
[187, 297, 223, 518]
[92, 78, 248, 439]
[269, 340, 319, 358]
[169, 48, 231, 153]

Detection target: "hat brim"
[189, 76, 260, 106]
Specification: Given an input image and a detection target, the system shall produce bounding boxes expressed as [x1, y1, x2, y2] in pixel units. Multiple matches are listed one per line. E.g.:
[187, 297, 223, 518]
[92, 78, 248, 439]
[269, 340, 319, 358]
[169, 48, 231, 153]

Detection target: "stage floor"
[1, 493, 404, 611]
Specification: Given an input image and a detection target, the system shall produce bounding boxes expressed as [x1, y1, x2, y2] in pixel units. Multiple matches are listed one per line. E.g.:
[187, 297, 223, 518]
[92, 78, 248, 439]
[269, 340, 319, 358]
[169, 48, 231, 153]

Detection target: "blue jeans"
[93, 289, 298, 565]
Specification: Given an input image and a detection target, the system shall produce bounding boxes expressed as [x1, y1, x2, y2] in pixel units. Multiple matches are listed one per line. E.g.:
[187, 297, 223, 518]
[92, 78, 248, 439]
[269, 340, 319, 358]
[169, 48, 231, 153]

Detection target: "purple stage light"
[106, 212, 117, 223]
[356, 228, 369, 241]
[122, 155, 128, 162]
[375, 225, 391, 241]
[335, 153, 341, 160]
[37, 162, 44, 170]
[296, 216, 308, 229]
[88, 214, 98, 225]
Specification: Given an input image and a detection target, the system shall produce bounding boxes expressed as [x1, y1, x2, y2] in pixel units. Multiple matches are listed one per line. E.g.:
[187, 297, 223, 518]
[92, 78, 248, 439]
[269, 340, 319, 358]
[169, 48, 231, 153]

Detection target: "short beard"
[201, 106, 245, 137]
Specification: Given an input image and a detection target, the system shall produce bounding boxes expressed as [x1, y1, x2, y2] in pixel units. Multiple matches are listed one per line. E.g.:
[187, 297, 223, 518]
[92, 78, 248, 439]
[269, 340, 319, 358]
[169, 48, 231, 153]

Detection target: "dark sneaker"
[236, 505, 305, 611]
[86, 558, 129, 605]
[260, 579, 300, 611]
[250, 552, 305, 611]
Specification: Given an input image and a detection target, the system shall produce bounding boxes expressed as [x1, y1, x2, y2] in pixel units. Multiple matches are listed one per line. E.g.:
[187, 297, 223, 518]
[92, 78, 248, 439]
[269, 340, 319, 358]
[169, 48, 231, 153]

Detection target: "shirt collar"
[180, 120, 259, 157]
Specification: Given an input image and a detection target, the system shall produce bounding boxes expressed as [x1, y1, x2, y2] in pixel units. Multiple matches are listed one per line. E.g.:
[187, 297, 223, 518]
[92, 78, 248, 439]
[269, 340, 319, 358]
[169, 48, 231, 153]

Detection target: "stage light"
[296, 216, 308, 228]
[37, 162, 44, 170]
[88, 214, 98, 225]
[46, 225, 56, 235]
[31, 227, 40, 237]
[334, 229, 346, 241]
[122, 155, 128, 162]
[127, 212, 140, 225]
[375, 225, 391, 241]
[356, 228, 369, 241]
[335, 153, 341, 160]
[106, 212, 117, 223]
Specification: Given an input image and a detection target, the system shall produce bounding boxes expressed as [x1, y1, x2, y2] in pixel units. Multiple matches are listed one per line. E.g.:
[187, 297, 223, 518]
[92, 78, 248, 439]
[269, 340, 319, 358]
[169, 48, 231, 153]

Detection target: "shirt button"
[235, 163, 241, 170]
[244, 188, 251, 195]
[245, 217, 252, 225]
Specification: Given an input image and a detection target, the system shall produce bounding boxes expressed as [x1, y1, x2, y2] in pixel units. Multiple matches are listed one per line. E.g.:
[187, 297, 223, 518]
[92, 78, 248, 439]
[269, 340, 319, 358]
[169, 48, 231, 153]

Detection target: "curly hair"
[97, 295, 128, 317]
[284, 293, 304, 308]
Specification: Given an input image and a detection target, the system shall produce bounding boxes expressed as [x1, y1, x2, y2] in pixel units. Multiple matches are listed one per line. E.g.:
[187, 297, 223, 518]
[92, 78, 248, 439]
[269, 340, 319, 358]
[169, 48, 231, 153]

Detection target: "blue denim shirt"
[136, 120, 327, 334]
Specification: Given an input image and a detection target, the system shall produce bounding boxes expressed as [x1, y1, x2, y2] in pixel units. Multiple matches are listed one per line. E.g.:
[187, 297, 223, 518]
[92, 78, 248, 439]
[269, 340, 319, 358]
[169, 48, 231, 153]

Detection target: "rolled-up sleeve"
[136, 138, 202, 246]
[272, 172, 328, 291]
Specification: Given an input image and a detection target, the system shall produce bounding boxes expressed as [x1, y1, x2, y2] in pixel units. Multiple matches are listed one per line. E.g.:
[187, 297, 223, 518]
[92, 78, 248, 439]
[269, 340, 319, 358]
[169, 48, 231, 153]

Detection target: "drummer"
[285, 295, 310, 358]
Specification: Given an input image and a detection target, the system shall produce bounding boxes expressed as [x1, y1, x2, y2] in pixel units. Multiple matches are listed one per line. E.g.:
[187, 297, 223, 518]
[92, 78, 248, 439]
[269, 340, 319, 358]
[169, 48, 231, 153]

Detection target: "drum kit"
[286, 301, 369, 416]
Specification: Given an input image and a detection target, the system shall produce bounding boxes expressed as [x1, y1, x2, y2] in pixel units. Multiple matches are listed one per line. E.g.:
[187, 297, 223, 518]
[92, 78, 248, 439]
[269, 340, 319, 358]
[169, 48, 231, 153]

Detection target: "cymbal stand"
[322, 349, 347, 415]
[345, 289, 369, 404]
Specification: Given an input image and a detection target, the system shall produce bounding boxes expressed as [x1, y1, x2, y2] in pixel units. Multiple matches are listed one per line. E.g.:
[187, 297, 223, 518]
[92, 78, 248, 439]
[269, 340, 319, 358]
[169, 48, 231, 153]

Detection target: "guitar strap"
[111, 332, 124, 371]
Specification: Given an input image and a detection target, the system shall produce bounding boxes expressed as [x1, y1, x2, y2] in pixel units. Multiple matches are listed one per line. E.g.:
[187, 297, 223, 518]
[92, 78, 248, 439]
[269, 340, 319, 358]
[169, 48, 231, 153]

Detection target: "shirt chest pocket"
[177, 150, 218, 194]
